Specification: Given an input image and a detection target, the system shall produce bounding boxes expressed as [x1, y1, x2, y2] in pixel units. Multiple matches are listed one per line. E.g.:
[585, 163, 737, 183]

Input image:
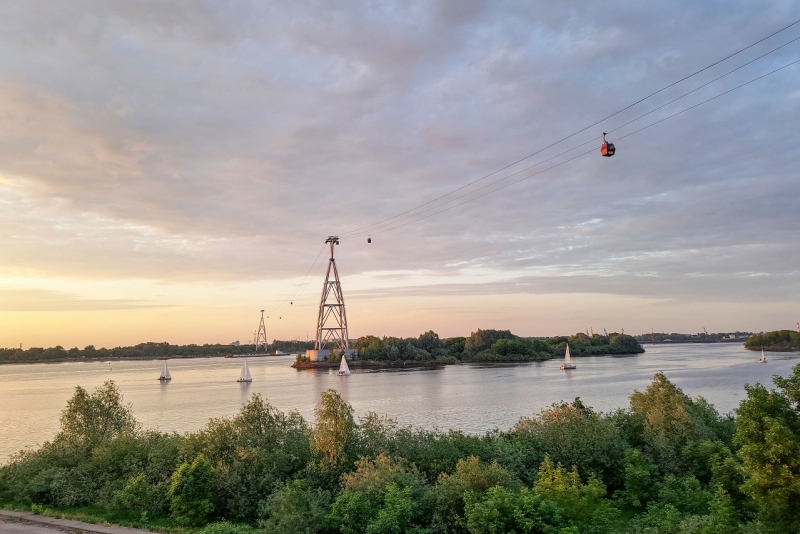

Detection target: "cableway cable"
[274, 23, 800, 311]
[265, 241, 326, 316]
[340, 17, 800, 238]
[344, 52, 800, 239]
[343, 57, 800, 239]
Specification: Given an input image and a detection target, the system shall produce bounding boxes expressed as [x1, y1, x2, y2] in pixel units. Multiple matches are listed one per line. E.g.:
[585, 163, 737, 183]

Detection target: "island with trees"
[744, 330, 800, 352]
[2, 365, 799, 533]
[293, 329, 644, 368]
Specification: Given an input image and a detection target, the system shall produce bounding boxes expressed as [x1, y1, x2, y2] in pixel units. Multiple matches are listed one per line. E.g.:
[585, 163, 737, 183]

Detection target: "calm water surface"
[1, 343, 798, 463]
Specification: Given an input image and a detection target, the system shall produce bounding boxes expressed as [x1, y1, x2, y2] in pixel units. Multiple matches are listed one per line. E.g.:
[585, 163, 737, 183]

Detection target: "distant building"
[230, 341, 240, 347]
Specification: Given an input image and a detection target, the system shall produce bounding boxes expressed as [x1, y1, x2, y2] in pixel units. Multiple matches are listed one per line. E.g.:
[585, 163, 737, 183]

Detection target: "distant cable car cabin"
[601, 132, 615, 157]
[367, 236, 372, 243]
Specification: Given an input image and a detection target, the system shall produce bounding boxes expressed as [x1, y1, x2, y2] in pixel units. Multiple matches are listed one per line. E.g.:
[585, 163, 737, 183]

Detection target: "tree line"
[1, 331, 643, 365]
[633, 332, 751, 343]
[351, 329, 644, 363]
[2, 364, 799, 533]
[744, 330, 800, 351]
[0, 341, 315, 364]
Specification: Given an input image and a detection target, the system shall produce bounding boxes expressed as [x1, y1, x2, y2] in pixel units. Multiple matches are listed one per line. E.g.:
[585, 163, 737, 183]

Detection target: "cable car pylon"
[305, 236, 357, 362]
[255, 310, 268, 352]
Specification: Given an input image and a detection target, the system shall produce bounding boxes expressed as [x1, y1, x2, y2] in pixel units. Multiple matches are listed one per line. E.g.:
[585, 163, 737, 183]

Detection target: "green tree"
[464, 485, 559, 534]
[59, 380, 137, 446]
[258, 480, 331, 534]
[463, 485, 521, 534]
[367, 484, 417, 534]
[465, 329, 516, 354]
[656, 474, 711, 516]
[331, 455, 427, 534]
[698, 487, 739, 534]
[629, 373, 716, 473]
[443, 337, 466, 357]
[168, 454, 215, 526]
[418, 330, 443, 353]
[430, 456, 521, 532]
[615, 449, 660, 508]
[532, 456, 617, 531]
[512, 398, 628, 488]
[734, 363, 800, 533]
[744, 330, 800, 350]
[184, 393, 311, 520]
[490, 338, 536, 358]
[311, 389, 357, 473]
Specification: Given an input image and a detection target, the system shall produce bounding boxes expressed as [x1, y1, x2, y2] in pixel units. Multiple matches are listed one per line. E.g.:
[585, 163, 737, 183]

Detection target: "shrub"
[168, 454, 215, 526]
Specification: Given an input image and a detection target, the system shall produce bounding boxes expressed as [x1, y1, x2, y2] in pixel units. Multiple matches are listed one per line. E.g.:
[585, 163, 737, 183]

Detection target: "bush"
[258, 480, 331, 534]
[200, 521, 256, 534]
[168, 454, 215, 526]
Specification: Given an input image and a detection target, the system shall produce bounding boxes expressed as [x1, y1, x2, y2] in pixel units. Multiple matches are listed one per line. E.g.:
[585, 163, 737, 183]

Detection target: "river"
[1, 343, 797, 463]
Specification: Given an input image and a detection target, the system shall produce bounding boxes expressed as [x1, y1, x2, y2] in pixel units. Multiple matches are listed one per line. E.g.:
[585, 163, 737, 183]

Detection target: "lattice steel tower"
[314, 236, 350, 351]
[255, 310, 268, 352]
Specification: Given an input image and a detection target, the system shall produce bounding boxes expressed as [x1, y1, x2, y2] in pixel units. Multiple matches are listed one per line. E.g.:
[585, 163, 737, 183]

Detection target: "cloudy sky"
[1, 1, 798, 348]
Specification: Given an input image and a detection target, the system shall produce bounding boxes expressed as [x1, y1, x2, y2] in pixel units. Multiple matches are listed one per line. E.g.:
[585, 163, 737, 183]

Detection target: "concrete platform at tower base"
[306, 348, 357, 361]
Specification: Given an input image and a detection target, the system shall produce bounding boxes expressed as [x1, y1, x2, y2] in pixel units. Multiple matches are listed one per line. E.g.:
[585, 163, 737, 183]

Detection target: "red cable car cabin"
[601, 132, 615, 157]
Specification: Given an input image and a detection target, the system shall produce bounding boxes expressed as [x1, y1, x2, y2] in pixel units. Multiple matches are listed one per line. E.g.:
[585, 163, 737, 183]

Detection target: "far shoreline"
[0, 352, 298, 366]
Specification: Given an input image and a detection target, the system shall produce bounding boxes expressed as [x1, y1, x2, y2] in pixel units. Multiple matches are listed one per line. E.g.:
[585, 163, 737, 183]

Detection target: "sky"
[1, 1, 798, 349]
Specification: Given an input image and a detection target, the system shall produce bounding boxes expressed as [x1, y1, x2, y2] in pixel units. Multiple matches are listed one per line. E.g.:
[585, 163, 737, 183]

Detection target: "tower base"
[306, 348, 357, 362]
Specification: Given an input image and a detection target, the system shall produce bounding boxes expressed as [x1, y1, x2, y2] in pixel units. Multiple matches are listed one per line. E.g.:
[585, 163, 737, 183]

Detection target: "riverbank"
[291, 350, 647, 370]
[292, 358, 457, 369]
[0, 352, 297, 366]
[745, 345, 800, 352]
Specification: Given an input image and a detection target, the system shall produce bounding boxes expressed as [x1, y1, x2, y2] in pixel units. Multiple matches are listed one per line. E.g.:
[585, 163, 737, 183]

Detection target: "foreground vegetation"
[2, 330, 643, 365]
[3, 364, 800, 533]
[745, 330, 800, 352]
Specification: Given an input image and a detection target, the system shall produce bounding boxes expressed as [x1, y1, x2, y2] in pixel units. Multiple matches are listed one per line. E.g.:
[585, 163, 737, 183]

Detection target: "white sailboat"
[560, 344, 576, 370]
[759, 347, 767, 364]
[337, 355, 351, 376]
[237, 359, 253, 382]
[159, 362, 171, 381]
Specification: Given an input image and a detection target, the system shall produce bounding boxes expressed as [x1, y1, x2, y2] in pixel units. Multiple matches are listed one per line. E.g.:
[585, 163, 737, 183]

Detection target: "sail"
[339, 355, 351, 375]
[240, 359, 252, 381]
[159, 362, 171, 380]
[564, 344, 572, 365]
[760, 348, 766, 362]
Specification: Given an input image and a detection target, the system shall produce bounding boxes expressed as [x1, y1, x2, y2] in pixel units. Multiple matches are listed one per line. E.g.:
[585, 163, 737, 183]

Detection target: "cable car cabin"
[601, 132, 615, 157]
[367, 237, 371, 243]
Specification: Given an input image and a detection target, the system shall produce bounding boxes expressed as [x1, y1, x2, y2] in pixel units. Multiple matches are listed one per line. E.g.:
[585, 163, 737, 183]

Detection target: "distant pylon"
[255, 310, 268, 352]
[314, 236, 350, 351]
